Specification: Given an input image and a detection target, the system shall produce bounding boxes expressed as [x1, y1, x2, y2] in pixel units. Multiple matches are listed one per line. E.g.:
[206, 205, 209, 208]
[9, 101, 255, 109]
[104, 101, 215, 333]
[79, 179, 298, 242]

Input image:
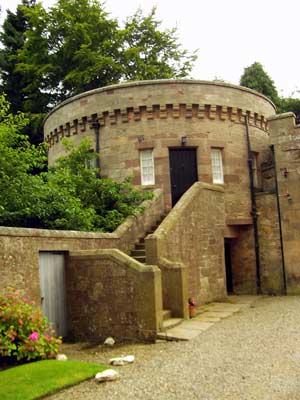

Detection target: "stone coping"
[69, 248, 160, 273]
[268, 112, 295, 121]
[44, 79, 276, 124]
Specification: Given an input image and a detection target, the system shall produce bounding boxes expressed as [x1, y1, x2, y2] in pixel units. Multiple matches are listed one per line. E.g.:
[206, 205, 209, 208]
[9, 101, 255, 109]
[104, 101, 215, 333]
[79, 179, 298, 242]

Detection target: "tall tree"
[47, 0, 122, 99]
[0, 1, 48, 143]
[16, 0, 197, 103]
[240, 62, 280, 106]
[1, 0, 197, 143]
[0, 2, 31, 113]
[120, 7, 197, 80]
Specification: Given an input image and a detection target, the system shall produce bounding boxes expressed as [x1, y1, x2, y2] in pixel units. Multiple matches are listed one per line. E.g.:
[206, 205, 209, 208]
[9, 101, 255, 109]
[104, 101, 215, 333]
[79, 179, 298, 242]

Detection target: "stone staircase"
[130, 214, 183, 334]
[130, 238, 146, 264]
[129, 215, 166, 264]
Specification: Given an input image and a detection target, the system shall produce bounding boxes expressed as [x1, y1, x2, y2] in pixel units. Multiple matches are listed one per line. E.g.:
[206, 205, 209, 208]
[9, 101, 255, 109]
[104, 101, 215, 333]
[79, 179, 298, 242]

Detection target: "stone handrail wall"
[145, 182, 226, 317]
[67, 249, 162, 342]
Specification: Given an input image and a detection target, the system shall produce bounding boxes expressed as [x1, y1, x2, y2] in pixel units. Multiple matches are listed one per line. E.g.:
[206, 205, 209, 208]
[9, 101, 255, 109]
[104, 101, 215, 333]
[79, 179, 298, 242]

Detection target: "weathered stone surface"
[268, 113, 300, 294]
[67, 249, 162, 342]
[146, 182, 227, 312]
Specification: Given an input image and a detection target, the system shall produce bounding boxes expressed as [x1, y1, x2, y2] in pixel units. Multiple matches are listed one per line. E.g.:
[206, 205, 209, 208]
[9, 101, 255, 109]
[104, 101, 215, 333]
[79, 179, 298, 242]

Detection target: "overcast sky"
[1, 0, 299, 97]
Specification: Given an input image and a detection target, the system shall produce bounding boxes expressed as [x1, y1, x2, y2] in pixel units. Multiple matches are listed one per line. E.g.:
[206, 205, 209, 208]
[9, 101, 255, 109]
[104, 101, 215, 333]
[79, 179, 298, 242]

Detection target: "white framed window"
[211, 148, 224, 184]
[140, 149, 155, 186]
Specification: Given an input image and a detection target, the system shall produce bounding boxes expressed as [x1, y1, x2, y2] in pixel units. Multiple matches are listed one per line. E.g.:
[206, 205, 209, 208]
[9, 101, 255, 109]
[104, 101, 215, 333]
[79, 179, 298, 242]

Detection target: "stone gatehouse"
[1, 79, 300, 342]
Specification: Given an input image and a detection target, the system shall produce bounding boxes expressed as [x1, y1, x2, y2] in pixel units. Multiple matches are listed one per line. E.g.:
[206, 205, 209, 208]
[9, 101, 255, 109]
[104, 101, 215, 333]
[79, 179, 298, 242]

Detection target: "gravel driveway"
[47, 296, 300, 400]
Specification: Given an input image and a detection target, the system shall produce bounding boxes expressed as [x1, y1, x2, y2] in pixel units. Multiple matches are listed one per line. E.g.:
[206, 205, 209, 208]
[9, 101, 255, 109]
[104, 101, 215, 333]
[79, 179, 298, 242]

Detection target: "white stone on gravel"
[95, 369, 119, 382]
[109, 355, 135, 366]
[104, 337, 115, 346]
[56, 354, 68, 361]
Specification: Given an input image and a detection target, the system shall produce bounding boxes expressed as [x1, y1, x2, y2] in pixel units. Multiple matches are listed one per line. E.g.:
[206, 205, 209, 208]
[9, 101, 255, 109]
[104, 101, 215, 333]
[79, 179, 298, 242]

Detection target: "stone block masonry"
[146, 182, 226, 316]
[268, 113, 300, 294]
[67, 249, 162, 342]
[0, 190, 165, 342]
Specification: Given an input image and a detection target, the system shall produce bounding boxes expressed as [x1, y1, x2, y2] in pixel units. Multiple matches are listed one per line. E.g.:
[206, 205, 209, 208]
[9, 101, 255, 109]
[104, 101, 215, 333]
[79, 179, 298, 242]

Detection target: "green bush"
[0, 288, 61, 362]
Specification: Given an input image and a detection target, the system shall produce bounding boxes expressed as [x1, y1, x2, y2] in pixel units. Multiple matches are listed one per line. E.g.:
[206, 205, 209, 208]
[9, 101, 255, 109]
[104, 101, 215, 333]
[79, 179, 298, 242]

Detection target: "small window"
[211, 148, 224, 184]
[140, 149, 155, 186]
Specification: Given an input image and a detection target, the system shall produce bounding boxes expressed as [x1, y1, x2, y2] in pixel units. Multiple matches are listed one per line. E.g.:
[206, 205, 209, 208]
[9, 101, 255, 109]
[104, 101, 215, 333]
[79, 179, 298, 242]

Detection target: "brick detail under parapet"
[45, 103, 269, 148]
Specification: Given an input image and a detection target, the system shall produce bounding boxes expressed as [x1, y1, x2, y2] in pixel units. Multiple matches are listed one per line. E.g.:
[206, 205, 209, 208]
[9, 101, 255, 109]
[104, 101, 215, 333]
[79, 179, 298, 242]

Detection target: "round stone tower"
[44, 79, 275, 217]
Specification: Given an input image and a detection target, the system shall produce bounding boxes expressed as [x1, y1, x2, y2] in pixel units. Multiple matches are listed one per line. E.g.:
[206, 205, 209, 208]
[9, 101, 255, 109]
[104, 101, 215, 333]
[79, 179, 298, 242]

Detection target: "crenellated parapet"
[45, 102, 269, 148]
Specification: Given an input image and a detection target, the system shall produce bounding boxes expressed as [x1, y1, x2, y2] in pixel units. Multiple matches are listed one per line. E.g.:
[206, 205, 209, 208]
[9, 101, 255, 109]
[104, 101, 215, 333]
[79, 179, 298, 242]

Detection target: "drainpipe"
[92, 120, 100, 176]
[270, 144, 287, 294]
[244, 114, 261, 294]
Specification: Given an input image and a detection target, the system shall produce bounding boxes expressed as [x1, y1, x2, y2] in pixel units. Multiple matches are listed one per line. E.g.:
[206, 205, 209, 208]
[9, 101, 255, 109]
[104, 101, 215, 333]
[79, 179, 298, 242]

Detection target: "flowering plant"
[0, 288, 61, 362]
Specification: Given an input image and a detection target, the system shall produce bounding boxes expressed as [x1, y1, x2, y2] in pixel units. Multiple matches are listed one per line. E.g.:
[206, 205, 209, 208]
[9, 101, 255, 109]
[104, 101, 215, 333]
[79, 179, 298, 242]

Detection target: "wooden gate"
[169, 148, 198, 206]
[39, 252, 67, 337]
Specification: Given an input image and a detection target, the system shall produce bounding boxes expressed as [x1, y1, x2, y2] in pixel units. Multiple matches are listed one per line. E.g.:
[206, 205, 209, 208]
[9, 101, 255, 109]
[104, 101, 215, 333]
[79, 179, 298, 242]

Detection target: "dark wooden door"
[224, 241, 233, 293]
[169, 148, 198, 206]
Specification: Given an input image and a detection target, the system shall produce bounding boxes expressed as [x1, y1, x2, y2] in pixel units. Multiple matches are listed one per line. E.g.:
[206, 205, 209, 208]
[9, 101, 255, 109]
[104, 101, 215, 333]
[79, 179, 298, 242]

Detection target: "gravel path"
[48, 296, 300, 400]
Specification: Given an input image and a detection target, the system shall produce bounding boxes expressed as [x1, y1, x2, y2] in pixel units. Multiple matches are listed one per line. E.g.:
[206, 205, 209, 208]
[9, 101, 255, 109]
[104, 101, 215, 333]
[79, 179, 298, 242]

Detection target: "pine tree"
[240, 62, 280, 107]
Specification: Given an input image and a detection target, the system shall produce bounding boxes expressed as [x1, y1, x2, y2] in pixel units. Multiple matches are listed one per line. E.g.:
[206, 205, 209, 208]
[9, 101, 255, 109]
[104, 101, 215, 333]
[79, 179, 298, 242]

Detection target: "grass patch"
[0, 359, 107, 400]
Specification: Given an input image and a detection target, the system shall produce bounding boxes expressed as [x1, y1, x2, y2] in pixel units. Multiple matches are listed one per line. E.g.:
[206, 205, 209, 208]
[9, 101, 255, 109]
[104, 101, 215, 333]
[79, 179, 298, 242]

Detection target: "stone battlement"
[45, 103, 269, 148]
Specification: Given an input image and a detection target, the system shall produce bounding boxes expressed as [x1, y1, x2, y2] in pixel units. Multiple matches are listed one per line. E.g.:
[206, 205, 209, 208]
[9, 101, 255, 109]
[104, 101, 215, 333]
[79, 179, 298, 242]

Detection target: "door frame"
[168, 146, 198, 206]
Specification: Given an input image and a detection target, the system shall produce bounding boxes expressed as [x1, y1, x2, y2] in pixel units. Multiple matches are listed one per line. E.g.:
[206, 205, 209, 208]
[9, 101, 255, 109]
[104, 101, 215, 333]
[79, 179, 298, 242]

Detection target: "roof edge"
[44, 79, 276, 125]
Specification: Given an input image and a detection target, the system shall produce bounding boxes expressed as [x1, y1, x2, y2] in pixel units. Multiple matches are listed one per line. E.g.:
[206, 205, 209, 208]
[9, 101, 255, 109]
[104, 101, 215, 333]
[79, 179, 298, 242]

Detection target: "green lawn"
[0, 359, 107, 400]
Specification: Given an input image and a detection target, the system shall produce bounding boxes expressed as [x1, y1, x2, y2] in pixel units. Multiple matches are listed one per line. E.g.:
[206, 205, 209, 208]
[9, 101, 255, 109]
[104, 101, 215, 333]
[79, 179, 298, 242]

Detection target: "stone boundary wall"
[0, 189, 164, 303]
[67, 249, 162, 342]
[146, 182, 226, 316]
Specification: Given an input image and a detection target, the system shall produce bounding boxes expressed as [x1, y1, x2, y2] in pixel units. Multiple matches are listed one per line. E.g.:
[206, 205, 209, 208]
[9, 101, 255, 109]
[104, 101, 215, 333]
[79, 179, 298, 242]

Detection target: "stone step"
[132, 255, 146, 263]
[162, 309, 172, 320]
[131, 249, 146, 257]
[135, 243, 145, 250]
[162, 317, 183, 330]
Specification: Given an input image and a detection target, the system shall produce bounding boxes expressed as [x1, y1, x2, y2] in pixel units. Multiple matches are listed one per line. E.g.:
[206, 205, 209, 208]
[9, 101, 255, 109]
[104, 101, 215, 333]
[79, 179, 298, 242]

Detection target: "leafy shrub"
[0, 97, 154, 232]
[0, 288, 61, 362]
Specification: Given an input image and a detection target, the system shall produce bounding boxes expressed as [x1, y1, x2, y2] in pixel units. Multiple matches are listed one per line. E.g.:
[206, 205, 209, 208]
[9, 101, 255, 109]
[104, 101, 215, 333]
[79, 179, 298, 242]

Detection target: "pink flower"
[29, 332, 39, 341]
